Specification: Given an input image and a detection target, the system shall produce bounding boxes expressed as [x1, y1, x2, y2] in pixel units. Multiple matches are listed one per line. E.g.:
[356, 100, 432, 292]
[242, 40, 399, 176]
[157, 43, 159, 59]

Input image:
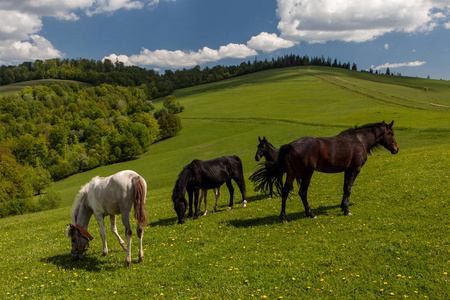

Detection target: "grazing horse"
[198, 188, 221, 216]
[250, 121, 399, 222]
[172, 155, 247, 224]
[255, 136, 279, 198]
[66, 170, 147, 266]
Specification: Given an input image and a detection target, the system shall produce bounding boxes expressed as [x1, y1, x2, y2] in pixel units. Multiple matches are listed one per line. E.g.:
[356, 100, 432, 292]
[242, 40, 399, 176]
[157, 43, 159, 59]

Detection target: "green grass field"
[1, 67, 449, 299]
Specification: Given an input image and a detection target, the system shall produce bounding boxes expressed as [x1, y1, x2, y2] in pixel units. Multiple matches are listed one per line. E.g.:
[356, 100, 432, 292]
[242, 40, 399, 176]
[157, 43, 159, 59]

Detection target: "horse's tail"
[132, 176, 147, 227]
[250, 144, 291, 197]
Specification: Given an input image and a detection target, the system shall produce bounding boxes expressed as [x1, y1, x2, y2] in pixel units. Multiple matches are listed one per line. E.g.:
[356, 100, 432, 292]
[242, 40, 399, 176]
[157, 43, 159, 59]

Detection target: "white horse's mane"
[71, 179, 96, 224]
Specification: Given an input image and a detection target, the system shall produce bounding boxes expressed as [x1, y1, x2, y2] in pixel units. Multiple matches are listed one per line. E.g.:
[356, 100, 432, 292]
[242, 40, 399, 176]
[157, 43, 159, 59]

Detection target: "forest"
[0, 81, 183, 217]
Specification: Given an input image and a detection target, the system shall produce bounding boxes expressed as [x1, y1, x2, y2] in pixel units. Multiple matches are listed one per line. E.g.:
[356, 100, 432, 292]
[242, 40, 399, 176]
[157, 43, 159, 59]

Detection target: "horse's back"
[287, 136, 366, 173]
[91, 170, 145, 215]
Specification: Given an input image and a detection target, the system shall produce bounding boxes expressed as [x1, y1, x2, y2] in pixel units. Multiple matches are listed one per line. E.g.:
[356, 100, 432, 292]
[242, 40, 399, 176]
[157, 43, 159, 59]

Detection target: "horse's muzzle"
[391, 145, 399, 154]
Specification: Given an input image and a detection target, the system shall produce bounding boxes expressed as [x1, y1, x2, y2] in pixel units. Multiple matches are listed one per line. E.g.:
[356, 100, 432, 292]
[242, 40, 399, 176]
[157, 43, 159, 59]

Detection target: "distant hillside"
[0, 79, 91, 95]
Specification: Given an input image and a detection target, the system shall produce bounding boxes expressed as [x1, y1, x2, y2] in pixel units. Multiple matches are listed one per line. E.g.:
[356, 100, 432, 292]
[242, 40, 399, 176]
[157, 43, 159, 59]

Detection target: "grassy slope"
[1, 67, 449, 299]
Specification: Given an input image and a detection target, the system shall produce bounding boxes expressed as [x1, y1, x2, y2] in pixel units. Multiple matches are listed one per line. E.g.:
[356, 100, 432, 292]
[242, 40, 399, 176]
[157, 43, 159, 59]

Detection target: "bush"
[37, 191, 62, 211]
[158, 113, 182, 139]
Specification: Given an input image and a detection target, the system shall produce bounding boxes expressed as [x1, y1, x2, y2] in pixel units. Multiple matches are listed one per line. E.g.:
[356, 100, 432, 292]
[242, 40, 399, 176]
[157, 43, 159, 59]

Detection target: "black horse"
[172, 155, 247, 224]
[255, 137, 279, 198]
[250, 121, 399, 222]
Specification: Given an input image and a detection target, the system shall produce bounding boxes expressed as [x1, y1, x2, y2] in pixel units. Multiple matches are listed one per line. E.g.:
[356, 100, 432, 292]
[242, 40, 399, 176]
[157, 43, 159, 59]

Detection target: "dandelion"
[292, 277, 296, 280]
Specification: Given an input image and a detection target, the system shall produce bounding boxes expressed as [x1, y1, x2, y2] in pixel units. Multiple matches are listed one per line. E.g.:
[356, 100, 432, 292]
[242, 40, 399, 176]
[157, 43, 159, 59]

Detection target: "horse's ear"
[258, 137, 261, 142]
[388, 120, 394, 128]
[263, 136, 266, 141]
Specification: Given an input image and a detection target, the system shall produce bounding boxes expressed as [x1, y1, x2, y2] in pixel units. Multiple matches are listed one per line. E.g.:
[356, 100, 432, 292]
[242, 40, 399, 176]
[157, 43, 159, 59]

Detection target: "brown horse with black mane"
[250, 121, 399, 222]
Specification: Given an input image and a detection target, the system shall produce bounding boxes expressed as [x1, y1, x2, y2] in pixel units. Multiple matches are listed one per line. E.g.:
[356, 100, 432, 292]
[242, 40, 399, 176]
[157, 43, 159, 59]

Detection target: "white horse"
[66, 170, 147, 267]
[198, 188, 221, 216]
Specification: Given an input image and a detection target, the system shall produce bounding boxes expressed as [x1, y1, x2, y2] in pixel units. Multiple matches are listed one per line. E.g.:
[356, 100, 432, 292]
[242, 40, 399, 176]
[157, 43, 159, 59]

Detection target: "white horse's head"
[66, 224, 93, 261]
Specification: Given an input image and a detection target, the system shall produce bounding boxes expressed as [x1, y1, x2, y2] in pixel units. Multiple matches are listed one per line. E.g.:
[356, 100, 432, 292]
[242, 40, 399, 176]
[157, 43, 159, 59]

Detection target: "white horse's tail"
[132, 176, 147, 227]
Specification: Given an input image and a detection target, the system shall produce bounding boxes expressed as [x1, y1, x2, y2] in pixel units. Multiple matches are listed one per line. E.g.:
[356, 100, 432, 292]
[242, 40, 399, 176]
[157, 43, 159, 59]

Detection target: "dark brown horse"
[172, 156, 247, 224]
[255, 137, 279, 198]
[250, 121, 399, 222]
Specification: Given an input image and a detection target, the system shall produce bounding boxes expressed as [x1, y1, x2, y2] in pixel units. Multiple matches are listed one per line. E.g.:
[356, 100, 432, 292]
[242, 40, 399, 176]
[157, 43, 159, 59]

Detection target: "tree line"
[0, 55, 362, 94]
[0, 81, 182, 217]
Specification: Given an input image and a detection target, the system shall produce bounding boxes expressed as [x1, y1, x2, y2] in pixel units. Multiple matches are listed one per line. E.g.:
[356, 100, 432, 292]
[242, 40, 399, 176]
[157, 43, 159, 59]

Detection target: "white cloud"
[277, 0, 450, 43]
[371, 61, 427, 71]
[0, 35, 63, 63]
[247, 32, 297, 52]
[86, 0, 144, 16]
[105, 43, 258, 68]
[0, 0, 149, 64]
[384, 44, 389, 50]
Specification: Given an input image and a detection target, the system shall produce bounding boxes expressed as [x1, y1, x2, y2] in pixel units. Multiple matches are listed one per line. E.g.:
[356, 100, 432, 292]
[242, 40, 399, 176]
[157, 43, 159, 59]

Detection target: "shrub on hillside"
[158, 113, 182, 139]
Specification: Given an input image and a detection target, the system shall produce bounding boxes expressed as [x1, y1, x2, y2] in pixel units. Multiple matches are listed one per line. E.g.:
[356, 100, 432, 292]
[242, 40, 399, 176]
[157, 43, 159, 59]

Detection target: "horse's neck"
[74, 198, 93, 230]
[265, 145, 279, 161]
[355, 127, 380, 151]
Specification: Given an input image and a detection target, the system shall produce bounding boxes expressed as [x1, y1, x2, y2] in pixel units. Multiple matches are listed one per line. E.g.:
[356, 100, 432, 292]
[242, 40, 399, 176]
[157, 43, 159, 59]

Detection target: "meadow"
[0, 66, 449, 299]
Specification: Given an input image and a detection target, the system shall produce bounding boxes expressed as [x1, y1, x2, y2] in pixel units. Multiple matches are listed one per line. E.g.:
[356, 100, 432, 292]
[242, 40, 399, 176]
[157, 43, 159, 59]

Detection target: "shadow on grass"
[225, 203, 353, 228]
[41, 253, 121, 272]
[148, 216, 179, 227]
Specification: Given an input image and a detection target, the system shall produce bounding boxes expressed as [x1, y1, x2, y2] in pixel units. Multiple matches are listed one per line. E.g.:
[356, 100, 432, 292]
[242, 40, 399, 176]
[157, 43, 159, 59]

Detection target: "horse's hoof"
[102, 252, 108, 256]
[227, 206, 232, 211]
[124, 260, 131, 267]
[138, 257, 144, 263]
[313, 215, 318, 219]
[345, 212, 352, 216]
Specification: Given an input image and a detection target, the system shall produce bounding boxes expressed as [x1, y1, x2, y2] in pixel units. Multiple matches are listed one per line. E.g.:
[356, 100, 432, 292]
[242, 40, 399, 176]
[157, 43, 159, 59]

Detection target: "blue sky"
[1, 0, 449, 79]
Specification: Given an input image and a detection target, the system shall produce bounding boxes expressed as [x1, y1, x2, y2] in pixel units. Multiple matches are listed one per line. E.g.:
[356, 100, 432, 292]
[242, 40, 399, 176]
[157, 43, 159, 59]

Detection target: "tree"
[158, 113, 182, 139]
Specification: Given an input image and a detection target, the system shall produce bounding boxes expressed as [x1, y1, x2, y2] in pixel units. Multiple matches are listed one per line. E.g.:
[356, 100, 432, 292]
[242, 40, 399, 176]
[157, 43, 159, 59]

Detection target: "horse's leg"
[341, 168, 360, 216]
[233, 176, 247, 208]
[121, 213, 133, 267]
[268, 184, 273, 199]
[280, 173, 295, 223]
[199, 189, 208, 216]
[94, 213, 108, 256]
[193, 189, 200, 220]
[110, 215, 126, 250]
[213, 188, 220, 212]
[136, 221, 144, 263]
[187, 189, 194, 218]
[226, 179, 235, 211]
[299, 173, 316, 219]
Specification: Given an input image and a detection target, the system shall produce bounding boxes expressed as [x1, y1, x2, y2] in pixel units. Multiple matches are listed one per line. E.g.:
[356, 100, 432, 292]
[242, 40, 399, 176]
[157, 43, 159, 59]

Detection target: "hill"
[0, 79, 91, 95]
[1, 66, 449, 299]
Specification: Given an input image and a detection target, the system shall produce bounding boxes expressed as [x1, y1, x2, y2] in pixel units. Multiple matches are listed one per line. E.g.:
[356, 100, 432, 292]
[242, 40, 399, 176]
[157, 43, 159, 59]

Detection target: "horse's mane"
[339, 122, 386, 153]
[172, 164, 195, 203]
[339, 122, 385, 135]
[71, 180, 92, 224]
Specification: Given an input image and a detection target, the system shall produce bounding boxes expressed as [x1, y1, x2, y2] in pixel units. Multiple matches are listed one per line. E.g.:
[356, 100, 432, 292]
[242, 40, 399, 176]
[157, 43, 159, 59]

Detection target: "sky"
[0, 0, 449, 80]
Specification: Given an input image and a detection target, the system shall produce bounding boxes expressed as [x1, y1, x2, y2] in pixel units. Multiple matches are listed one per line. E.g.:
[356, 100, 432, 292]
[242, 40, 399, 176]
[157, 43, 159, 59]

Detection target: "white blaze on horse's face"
[66, 225, 89, 261]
